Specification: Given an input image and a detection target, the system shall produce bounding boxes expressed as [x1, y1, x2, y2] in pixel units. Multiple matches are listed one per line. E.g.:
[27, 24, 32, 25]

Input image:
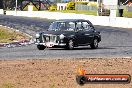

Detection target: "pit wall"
[5, 11, 132, 28]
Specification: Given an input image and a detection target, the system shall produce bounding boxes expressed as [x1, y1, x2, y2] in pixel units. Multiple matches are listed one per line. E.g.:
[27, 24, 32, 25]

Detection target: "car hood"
[41, 31, 75, 36]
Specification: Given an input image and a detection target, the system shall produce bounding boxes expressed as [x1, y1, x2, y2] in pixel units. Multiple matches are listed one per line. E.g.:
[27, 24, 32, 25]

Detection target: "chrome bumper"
[35, 42, 66, 47]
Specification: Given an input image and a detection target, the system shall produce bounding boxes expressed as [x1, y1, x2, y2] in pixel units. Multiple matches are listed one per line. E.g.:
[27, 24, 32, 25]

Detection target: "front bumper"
[35, 42, 66, 47]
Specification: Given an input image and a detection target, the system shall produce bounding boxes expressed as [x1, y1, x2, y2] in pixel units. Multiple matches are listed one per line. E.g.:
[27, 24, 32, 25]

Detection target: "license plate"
[46, 42, 54, 47]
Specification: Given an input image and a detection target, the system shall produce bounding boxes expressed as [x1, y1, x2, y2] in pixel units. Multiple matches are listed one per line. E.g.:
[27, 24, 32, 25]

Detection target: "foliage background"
[1, 0, 132, 10]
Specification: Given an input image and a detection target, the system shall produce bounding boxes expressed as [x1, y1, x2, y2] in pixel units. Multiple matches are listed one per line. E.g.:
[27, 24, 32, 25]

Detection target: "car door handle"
[84, 34, 90, 35]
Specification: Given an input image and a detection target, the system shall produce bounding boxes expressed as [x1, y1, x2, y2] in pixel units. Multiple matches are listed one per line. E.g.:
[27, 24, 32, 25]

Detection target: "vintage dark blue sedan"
[35, 19, 101, 50]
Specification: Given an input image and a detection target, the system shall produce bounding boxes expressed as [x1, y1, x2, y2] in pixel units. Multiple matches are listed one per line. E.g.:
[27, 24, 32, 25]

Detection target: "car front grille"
[43, 35, 59, 43]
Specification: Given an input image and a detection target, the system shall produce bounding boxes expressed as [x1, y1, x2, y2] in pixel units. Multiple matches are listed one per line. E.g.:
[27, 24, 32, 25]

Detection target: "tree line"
[0, 0, 15, 9]
[0, 0, 20, 10]
[0, 0, 131, 10]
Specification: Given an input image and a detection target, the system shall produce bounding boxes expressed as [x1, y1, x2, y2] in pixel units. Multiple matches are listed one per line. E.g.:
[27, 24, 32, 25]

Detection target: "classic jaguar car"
[35, 19, 101, 50]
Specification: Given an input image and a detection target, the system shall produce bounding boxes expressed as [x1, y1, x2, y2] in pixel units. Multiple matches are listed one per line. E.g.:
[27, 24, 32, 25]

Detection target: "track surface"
[0, 15, 132, 59]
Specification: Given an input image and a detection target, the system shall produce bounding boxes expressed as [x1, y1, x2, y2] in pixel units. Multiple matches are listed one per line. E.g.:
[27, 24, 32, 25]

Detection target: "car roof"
[55, 19, 93, 25]
[55, 19, 90, 22]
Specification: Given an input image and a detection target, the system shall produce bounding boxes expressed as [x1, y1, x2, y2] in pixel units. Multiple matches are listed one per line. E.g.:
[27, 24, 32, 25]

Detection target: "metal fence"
[75, 4, 97, 11]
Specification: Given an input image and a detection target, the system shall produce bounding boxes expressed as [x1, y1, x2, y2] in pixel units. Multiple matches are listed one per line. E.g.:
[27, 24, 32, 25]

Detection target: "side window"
[76, 22, 83, 31]
[67, 22, 75, 31]
[57, 22, 66, 30]
[82, 21, 94, 31]
[49, 22, 57, 30]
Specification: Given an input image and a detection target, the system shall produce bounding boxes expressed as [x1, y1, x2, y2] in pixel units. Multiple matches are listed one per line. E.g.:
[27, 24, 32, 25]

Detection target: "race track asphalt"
[0, 15, 132, 59]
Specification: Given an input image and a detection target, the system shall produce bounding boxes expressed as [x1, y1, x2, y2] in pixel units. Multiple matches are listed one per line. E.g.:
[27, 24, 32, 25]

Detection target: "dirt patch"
[0, 58, 132, 88]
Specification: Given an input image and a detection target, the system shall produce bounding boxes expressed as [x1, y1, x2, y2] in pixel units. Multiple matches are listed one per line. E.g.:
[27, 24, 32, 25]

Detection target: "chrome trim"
[36, 34, 66, 47]
[35, 43, 46, 45]
[35, 42, 66, 46]
[43, 34, 58, 43]
[84, 34, 90, 35]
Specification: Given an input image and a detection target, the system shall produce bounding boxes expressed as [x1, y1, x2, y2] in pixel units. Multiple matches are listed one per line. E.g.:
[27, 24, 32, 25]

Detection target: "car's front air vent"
[43, 35, 57, 43]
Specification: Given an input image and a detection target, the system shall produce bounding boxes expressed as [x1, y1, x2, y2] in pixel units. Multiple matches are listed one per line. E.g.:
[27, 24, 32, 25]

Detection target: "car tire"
[90, 38, 98, 49]
[37, 45, 46, 50]
[65, 39, 74, 50]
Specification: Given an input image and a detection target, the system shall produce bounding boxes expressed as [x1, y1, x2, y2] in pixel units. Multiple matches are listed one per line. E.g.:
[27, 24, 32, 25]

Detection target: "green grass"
[0, 27, 13, 43]
[0, 27, 29, 43]
[49, 10, 97, 16]
[123, 10, 132, 18]
[49, 84, 56, 88]
[2, 83, 14, 88]
[116, 9, 132, 18]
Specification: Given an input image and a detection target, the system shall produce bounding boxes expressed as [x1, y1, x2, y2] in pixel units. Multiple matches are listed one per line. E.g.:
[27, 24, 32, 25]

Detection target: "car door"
[82, 21, 95, 44]
[75, 21, 86, 44]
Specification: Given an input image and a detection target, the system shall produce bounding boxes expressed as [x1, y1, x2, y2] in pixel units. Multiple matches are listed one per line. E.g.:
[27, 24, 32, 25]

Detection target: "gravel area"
[0, 58, 131, 88]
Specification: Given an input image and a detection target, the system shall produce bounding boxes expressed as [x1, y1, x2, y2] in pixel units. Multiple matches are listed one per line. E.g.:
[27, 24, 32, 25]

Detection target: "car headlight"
[36, 33, 40, 38]
[59, 34, 65, 39]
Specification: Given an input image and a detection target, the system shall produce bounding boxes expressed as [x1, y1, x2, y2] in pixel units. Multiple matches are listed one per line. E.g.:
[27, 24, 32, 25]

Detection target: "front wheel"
[37, 45, 46, 50]
[90, 39, 98, 49]
[65, 39, 74, 50]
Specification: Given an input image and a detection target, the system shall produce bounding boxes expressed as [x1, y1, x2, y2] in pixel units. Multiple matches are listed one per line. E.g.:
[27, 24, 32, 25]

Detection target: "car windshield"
[48, 21, 75, 31]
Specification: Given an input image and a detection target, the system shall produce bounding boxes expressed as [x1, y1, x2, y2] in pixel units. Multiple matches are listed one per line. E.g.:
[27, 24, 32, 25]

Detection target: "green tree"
[66, 2, 75, 10]
[0, 0, 4, 9]
[2, 0, 15, 10]
[49, 4, 57, 11]
[2, 0, 22, 10]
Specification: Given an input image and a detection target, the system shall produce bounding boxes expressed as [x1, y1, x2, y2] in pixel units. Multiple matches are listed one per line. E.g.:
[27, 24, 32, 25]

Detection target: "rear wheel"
[37, 45, 46, 50]
[65, 39, 74, 50]
[90, 38, 98, 49]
